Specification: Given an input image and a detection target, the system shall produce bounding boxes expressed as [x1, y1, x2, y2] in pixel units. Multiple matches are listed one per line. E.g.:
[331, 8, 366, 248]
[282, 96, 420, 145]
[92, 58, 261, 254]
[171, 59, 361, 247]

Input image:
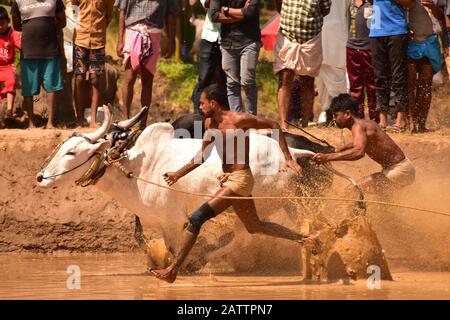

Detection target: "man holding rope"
[313, 94, 415, 193]
[150, 84, 319, 283]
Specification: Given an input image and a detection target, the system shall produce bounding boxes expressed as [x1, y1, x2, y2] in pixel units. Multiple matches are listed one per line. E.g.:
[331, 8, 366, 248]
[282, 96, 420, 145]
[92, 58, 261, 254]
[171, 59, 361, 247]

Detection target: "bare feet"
[148, 266, 178, 283]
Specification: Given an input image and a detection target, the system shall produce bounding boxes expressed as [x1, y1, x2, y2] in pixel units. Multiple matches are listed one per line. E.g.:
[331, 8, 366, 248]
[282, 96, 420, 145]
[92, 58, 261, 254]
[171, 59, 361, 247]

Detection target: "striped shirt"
[280, 0, 332, 43]
[117, 0, 177, 28]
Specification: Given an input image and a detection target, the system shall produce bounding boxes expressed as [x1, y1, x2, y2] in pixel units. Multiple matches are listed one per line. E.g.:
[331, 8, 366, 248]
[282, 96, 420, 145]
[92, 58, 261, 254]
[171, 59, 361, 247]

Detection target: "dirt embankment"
[1, 128, 449, 273]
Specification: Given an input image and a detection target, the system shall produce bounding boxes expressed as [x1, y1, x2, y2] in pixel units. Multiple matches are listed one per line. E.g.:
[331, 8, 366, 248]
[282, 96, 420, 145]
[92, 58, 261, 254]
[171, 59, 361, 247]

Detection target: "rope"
[127, 173, 450, 219]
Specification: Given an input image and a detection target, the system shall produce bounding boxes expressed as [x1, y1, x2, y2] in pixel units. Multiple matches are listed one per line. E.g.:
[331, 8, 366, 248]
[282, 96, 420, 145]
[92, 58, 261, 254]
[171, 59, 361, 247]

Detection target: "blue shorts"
[407, 33, 442, 73]
[20, 58, 63, 96]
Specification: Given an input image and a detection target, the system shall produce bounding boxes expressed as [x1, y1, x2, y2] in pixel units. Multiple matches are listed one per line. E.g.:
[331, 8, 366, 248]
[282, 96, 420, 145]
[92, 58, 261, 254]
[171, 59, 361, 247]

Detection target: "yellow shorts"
[218, 168, 254, 196]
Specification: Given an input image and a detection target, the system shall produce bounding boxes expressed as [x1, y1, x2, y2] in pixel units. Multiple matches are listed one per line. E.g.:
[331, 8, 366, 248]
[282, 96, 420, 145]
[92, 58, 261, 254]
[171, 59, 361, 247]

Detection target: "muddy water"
[0, 253, 449, 300]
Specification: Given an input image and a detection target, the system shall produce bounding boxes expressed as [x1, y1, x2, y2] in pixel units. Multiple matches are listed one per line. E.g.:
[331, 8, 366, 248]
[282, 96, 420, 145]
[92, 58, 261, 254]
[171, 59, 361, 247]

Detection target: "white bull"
[37, 106, 314, 268]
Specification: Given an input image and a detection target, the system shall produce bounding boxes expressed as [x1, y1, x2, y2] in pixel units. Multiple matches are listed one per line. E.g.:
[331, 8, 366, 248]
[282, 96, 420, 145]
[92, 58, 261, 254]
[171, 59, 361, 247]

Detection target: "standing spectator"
[274, 0, 331, 129]
[116, 0, 177, 123]
[210, 0, 261, 115]
[316, 0, 349, 126]
[191, 0, 226, 115]
[72, 0, 114, 128]
[11, 0, 66, 129]
[369, 0, 414, 132]
[407, 0, 443, 133]
[346, 0, 379, 121]
[0, 7, 21, 120]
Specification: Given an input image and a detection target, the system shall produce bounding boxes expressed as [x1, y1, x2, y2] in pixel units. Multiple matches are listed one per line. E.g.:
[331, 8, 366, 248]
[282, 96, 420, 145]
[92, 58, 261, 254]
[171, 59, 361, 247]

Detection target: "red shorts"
[0, 65, 16, 100]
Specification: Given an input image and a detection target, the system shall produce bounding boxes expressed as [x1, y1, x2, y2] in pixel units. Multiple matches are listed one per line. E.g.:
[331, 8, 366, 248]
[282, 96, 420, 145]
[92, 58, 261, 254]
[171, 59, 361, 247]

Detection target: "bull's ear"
[87, 139, 110, 155]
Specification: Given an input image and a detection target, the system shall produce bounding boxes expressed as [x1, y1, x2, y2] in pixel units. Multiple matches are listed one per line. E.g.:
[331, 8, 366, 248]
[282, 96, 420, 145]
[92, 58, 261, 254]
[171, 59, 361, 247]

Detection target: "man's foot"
[148, 266, 178, 283]
[418, 126, 431, 133]
[4, 109, 13, 119]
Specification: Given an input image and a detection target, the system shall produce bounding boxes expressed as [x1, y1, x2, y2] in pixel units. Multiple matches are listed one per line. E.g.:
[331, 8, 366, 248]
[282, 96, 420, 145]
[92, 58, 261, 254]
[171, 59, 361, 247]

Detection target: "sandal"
[385, 124, 406, 133]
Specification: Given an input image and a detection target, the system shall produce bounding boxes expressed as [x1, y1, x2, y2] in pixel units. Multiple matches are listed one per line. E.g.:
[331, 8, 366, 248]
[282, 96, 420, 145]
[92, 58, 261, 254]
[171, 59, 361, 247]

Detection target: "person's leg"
[388, 35, 408, 128]
[88, 48, 106, 128]
[3, 66, 16, 116]
[23, 96, 35, 128]
[357, 173, 394, 194]
[363, 49, 379, 122]
[89, 73, 102, 127]
[6, 92, 15, 116]
[21, 59, 41, 128]
[347, 47, 365, 119]
[221, 47, 243, 112]
[73, 45, 90, 126]
[288, 75, 302, 123]
[46, 92, 56, 129]
[42, 58, 64, 129]
[299, 75, 315, 127]
[150, 187, 236, 283]
[371, 37, 391, 128]
[416, 58, 434, 131]
[121, 62, 137, 119]
[140, 66, 154, 124]
[231, 198, 306, 241]
[74, 75, 87, 126]
[192, 39, 216, 114]
[407, 59, 419, 131]
[277, 69, 295, 131]
[240, 41, 260, 115]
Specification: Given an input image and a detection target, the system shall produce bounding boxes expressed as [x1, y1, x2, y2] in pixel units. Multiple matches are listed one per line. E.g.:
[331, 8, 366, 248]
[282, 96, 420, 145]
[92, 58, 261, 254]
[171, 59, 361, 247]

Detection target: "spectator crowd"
[1, 0, 450, 134]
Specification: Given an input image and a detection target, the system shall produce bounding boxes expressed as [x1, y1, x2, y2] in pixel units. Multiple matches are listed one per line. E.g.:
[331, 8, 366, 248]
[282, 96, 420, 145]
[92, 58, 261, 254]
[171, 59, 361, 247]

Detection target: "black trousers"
[370, 35, 408, 113]
[191, 39, 226, 114]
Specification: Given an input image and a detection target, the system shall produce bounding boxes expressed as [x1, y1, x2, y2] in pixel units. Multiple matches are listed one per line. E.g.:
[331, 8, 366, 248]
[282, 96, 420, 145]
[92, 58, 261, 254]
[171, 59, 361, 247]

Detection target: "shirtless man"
[312, 93, 415, 192]
[150, 84, 318, 283]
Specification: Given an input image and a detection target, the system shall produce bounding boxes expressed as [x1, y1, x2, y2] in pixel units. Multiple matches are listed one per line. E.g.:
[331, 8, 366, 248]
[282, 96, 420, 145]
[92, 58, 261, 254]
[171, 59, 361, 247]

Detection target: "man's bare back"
[352, 118, 405, 168]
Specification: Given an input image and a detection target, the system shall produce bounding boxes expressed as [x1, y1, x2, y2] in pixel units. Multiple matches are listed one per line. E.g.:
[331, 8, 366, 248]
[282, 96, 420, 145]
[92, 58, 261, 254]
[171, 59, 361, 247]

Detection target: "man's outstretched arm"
[313, 124, 367, 163]
[164, 135, 215, 185]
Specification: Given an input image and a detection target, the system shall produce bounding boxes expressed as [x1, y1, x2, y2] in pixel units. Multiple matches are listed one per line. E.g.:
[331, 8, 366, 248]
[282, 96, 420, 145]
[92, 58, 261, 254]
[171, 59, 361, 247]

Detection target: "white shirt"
[200, 0, 221, 42]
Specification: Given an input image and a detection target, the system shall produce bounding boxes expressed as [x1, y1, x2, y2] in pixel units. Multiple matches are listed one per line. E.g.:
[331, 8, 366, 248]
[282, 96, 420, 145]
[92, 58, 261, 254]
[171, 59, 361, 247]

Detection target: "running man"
[313, 93, 415, 192]
[150, 84, 319, 283]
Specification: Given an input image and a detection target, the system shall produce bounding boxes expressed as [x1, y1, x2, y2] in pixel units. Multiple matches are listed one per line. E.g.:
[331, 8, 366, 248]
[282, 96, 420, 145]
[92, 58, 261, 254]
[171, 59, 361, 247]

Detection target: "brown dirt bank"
[0, 128, 449, 273]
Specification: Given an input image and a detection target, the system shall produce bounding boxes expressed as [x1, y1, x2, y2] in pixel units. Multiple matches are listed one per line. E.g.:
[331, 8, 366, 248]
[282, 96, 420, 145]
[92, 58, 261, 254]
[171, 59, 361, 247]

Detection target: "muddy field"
[1, 127, 449, 276]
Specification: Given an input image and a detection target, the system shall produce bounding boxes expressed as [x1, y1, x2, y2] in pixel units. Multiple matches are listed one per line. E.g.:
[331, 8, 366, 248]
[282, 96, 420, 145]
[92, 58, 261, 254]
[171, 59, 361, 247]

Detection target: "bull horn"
[83, 104, 112, 142]
[116, 106, 149, 131]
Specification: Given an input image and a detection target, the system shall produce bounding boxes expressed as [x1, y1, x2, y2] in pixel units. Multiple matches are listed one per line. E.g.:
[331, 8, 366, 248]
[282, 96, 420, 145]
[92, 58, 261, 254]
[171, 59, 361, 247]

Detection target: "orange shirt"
[72, 0, 114, 49]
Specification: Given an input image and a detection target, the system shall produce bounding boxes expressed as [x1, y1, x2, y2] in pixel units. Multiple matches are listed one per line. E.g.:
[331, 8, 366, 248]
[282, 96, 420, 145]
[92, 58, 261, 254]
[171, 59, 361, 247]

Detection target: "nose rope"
[38, 133, 99, 181]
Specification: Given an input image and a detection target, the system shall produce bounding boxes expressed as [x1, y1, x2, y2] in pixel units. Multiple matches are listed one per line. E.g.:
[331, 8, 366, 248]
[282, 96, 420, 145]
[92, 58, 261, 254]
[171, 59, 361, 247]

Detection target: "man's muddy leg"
[232, 198, 309, 242]
[356, 173, 393, 195]
[150, 187, 235, 283]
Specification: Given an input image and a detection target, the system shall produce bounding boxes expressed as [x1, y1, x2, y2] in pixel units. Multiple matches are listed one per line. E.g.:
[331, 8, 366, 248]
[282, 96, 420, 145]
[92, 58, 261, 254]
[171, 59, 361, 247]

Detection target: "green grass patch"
[157, 61, 198, 107]
[156, 58, 279, 115]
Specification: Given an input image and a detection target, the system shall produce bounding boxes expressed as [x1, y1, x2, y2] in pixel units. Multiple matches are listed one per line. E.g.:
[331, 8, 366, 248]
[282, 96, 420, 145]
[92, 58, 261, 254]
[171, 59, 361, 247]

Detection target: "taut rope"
[109, 162, 450, 219]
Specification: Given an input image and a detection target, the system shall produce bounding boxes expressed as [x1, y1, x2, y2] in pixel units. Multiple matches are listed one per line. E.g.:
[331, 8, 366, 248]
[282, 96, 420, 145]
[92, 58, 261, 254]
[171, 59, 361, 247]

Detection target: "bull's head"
[36, 105, 112, 187]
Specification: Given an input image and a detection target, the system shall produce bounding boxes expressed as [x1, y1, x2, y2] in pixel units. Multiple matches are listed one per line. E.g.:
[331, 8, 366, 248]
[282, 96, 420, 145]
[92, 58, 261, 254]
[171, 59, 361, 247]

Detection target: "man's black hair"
[0, 6, 9, 21]
[329, 93, 358, 115]
[202, 84, 229, 110]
